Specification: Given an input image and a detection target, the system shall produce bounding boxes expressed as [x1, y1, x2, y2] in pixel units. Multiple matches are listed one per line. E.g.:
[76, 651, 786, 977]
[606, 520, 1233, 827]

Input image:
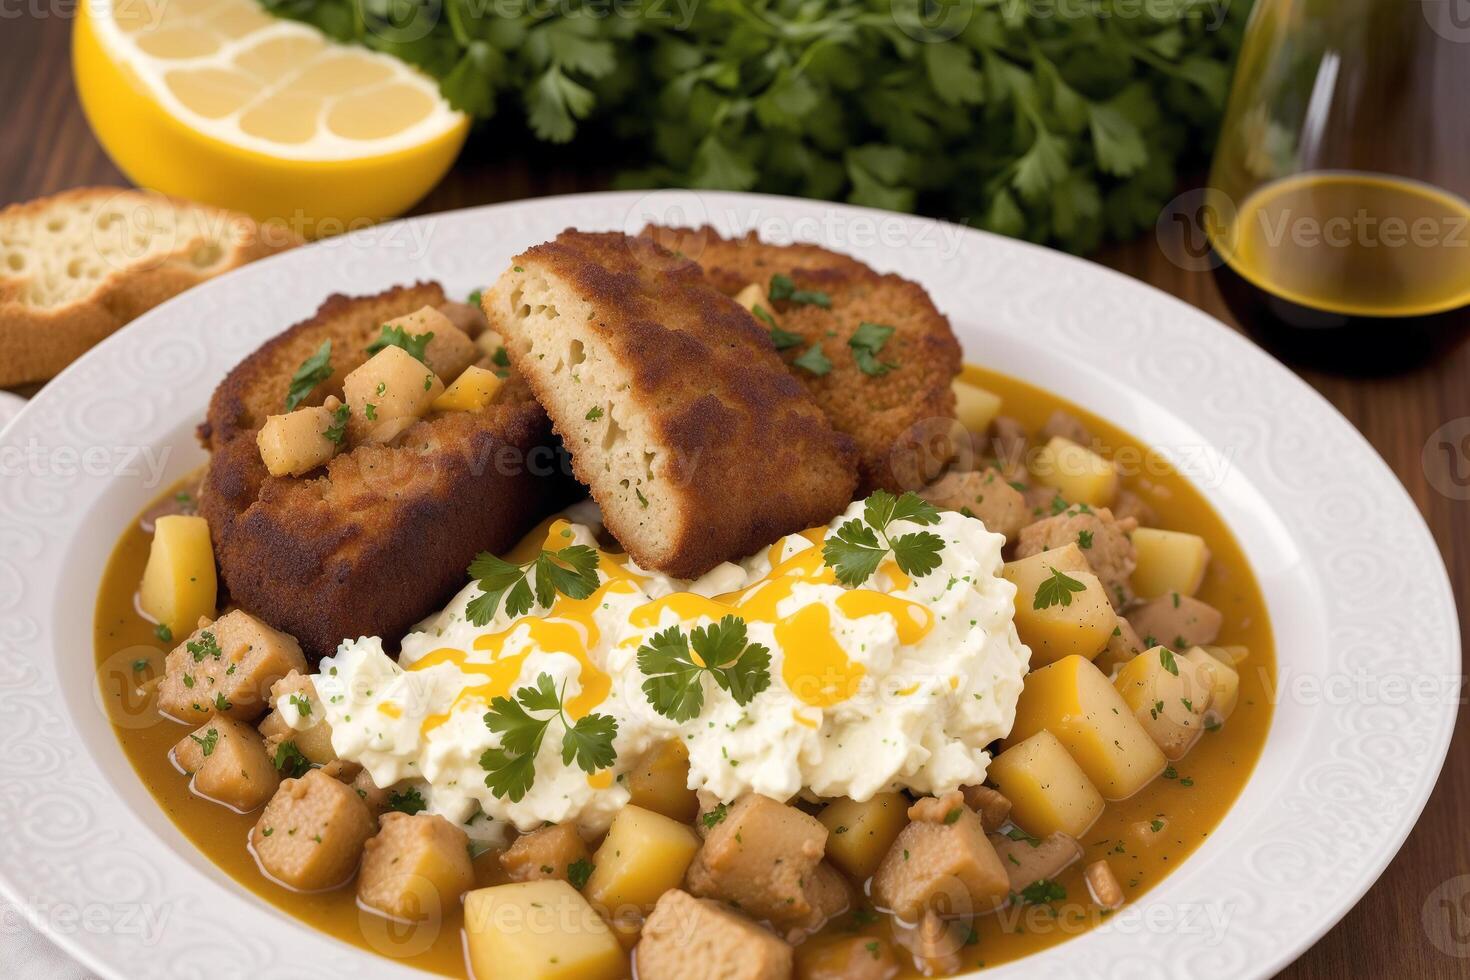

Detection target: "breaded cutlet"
[483, 230, 859, 580]
[199, 283, 577, 659]
[641, 225, 963, 493]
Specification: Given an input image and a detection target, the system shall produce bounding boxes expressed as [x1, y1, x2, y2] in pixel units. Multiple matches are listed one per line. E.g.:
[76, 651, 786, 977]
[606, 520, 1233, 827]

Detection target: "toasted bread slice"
[641, 225, 963, 493]
[0, 187, 298, 386]
[484, 230, 858, 579]
[200, 283, 576, 659]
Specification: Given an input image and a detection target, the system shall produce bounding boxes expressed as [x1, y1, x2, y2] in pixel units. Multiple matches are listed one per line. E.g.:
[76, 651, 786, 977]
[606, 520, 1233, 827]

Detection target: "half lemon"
[74, 0, 470, 233]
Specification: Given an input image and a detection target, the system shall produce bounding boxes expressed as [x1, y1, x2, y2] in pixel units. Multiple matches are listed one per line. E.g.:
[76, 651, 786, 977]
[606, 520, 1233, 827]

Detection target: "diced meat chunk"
[685, 794, 826, 928]
[1095, 616, 1146, 674]
[1016, 505, 1137, 609]
[636, 889, 793, 980]
[959, 785, 1011, 832]
[897, 910, 962, 976]
[385, 306, 479, 383]
[783, 862, 850, 942]
[988, 830, 1082, 895]
[351, 768, 390, 818]
[987, 416, 1028, 477]
[250, 768, 374, 891]
[437, 299, 488, 338]
[258, 671, 337, 764]
[1111, 489, 1157, 526]
[500, 823, 592, 883]
[920, 468, 1028, 541]
[695, 789, 724, 837]
[358, 812, 475, 921]
[1129, 594, 1223, 650]
[1040, 410, 1091, 448]
[158, 610, 306, 724]
[1085, 859, 1125, 909]
[796, 935, 900, 980]
[172, 716, 278, 812]
[871, 792, 1008, 921]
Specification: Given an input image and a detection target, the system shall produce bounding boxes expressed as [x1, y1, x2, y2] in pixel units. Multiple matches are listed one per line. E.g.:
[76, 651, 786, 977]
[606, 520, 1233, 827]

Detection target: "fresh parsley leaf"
[467, 289, 483, 306]
[189, 727, 220, 757]
[323, 403, 350, 445]
[769, 273, 831, 308]
[1033, 567, 1087, 610]
[366, 324, 433, 364]
[480, 673, 618, 802]
[638, 616, 772, 721]
[701, 802, 729, 829]
[567, 857, 595, 889]
[285, 341, 332, 411]
[752, 304, 803, 350]
[465, 545, 600, 626]
[154, 623, 172, 644]
[1159, 647, 1180, 676]
[792, 343, 832, 376]
[585, 406, 604, 421]
[187, 630, 221, 662]
[288, 692, 312, 717]
[491, 347, 511, 367]
[1077, 529, 1094, 549]
[272, 740, 312, 778]
[1020, 878, 1067, 905]
[386, 788, 427, 814]
[822, 490, 944, 587]
[849, 321, 897, 376]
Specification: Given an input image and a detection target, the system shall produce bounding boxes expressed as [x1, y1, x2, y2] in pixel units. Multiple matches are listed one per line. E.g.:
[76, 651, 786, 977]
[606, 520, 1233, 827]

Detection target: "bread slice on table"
[483, 230, 859, 580]
[0, 187, 298, 387]
[642, 225, 963, 494]
[200, 282, 577, 660]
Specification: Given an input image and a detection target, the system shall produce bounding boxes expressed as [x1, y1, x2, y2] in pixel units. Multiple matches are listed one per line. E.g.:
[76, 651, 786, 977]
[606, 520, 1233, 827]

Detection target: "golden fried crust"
[642, 226, 962, 493]
[200, 284, 576, 659]
[485, 230, 859, 579]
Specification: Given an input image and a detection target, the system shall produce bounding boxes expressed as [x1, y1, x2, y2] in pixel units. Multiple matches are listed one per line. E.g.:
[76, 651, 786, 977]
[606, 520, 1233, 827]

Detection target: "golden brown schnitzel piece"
[641, 225, 963, 493]
[483, 230, 859, 579]
[199, 283, 576, 659]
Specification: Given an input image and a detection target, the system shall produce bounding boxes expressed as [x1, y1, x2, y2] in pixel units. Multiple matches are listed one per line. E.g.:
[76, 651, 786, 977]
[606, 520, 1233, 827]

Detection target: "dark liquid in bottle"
[1209, 172, 1470, 374]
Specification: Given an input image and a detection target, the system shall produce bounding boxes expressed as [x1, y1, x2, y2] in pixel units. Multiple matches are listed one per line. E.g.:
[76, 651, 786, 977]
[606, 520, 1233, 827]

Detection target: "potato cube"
[1184, 646, 1240, 723]
[172, 716, 279, 812]
[358, 812, 475, 921]
[464, 880, 626, 980]
[158, 610, 307, 724]
[256, 399, 342, 477]
[585, 805, 701, 919]
[139, 515, 217, 640]
[251, 768, 375, 891]
[500, 823, 592, 884]
[625, 740, 698, 823]
[987, 730, 1104, 838]
[953, 380, 1003, 434]
[385, 306, 479, 382]
[795, 934, 898, 980]
[1031, 436, 1118, 507]
[431, 364, 503, 413]
[1130, 594, 1223, 650]
[817, 792, 909, 880]
[638, 889, 792, 980]
[685, 794, 826, 927]
[1114, 646, 1215, 760]
[1006, 655, 1166, 800]
[871, 793, 1009, 921]
[1094, 616, 1145, 676]
[1207, 643, 1250, 666]
[1131, 527, 1211, 598]
[343, 345, 443, 445]
[1002, 546, 1117, 666]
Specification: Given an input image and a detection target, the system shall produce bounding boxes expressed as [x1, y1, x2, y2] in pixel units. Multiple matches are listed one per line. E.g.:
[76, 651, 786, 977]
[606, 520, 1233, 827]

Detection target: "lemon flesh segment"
[76, 0, 469, 229]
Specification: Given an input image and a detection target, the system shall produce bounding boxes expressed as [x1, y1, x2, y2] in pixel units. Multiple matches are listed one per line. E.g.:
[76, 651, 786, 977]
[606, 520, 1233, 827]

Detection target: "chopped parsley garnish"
[213, 692, 231, 712]
[190, 727, 220, 757]
[491, 347, 511, 367]
[285, 340, 333, 411]
[386, 788, 427, 814]
[465, 545, 601, 625]
[702, 802, 729, 829]
[567, 857, 595, 889]
[1004, 826, 1041, 847]
[187, 630, 222, 662]
[323, 403, 350, 445]
[273, 740, 312, 778]
[1077, 529, 1094, 549]
[288, 692, 312, 717]
[768, 273, 831, 308]
[366, 324, 433, 364]
[585, 406, 604, 421]
[1033, 566, 1086, 610]
[1149, 818, 1165, 832]
[154, 623, 173, 644]
[638, 616, 772, 721]
[848, 321, 897, 376]
[132, 658, 150, 672]
[479, 673, 617, 802]
[1020, 879, 1067, 905]
[467, 289, 483, 306]
[822, 490, 943, 587]
[1159, 647, 1179, 676]
[364, 402, 378, 421]
[792, 343, 832, 376]
[943, 806, 963, 825]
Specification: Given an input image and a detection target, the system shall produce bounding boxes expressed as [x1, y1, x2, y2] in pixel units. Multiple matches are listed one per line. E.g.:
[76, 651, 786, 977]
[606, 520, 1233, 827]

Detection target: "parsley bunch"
[480, 673, 618, 801]
[259, 0, 1245, 252]
[823, 490, 945, 587]
[637, 615, 772, 721]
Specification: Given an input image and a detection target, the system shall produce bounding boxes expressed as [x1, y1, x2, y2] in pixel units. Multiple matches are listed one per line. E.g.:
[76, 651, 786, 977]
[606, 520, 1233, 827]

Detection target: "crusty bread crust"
[200, 283, 576, 659]
[641, 225, 963, 493]
[0, 187, 298, 387]
[485, 230, 859, 579]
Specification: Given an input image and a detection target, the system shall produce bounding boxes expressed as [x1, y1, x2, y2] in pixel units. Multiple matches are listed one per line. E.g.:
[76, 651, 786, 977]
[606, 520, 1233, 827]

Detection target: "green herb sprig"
[366, 324, 434, 364]
[285, 341, 332, 411]
[479, 673, 618, 802]
[823, 491, 944, 587]
[637, 615, 772, 721]
[465, 545, 601, 625]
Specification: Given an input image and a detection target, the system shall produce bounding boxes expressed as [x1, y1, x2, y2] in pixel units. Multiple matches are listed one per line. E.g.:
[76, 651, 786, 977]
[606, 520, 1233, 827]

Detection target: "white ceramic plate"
[0, 192, 1457, 980]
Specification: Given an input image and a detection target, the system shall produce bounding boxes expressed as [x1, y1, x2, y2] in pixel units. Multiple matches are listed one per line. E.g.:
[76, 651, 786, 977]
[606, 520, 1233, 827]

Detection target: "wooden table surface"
[4, 12, 1466, 979]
